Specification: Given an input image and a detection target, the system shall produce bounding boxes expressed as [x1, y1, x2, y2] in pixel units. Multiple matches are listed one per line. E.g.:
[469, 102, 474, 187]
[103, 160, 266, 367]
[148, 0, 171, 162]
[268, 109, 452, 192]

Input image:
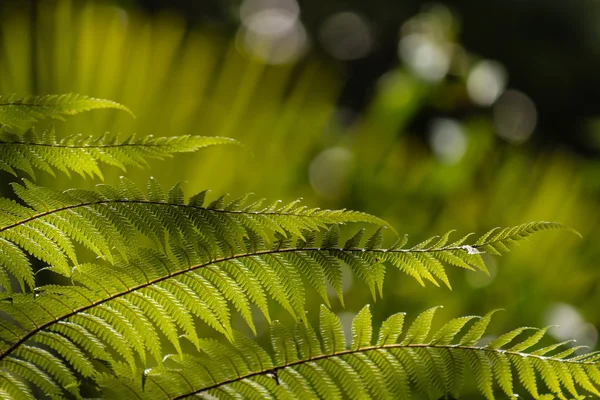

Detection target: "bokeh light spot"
[238, 0, 308, 64]
[240, 0, 299, 22]
[319, 12, 374, 61]
[399, 34, 451, 82]
[428, 118, 467, 164]
[545, 303, 598, 352]
[493, 90, 537, 144]
[467, 60, 508, 106]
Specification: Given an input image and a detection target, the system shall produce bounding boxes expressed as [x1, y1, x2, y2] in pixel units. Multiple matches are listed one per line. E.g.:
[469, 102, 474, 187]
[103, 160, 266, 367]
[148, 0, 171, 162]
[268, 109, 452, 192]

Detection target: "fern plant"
[0, 94, 598, 399]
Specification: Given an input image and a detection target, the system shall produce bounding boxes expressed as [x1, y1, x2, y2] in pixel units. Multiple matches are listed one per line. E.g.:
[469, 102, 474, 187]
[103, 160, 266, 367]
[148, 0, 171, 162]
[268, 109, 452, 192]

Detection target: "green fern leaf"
[271, 321, 299, 365]
[82, 307, 600, 400]
[460, 309, 502, 346]
[0, 162, 584, 400]
[319, 305, 346, 354]
[0, 93, 133, 129]
[0, 215, 577, 396]
[474, 221, 581, 254]
[0, 179, 388, 292]
[377, 313, 406, 346]
[487, 327, 538, 350]
[351, 305, 373, 350]
[0, 128, 240, 179]
[430, 316, 478, 345]
[401, 306, 440, 345]
[294, 321, 322, 360]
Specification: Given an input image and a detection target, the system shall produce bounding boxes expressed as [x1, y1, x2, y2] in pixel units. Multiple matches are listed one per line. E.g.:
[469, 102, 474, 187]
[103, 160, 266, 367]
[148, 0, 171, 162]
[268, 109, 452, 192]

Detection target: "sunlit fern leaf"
[474, 222, 582, 255]
[89, 305, 600, 399]
[0, 128, 240, 179]
[0, 223, 575, 397]
[0, 178, 388, 292]
[0, 371, 35, 400]
[0, 93, 133, 130]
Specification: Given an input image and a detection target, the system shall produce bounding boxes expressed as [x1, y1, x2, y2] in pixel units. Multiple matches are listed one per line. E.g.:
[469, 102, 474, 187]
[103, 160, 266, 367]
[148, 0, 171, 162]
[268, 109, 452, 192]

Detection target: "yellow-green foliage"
[0, 95, 597, 399]
[0, 95, 239, 179]
[0, 93, 133, 130]
[99, 306, 600, 400]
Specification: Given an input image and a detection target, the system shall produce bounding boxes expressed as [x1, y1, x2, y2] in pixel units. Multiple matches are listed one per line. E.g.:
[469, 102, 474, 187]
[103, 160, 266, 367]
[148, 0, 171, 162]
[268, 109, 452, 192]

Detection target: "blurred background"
[1, 0, 599, 396]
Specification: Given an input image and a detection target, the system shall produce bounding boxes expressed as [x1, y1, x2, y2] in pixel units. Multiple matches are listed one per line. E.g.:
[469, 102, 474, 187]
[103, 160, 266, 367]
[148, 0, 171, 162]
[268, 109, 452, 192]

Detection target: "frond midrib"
[172, 343, 595, 399]
[0, 199, 372, 234]
[0, 102, 59, 107]
[0, 140, 198, 149]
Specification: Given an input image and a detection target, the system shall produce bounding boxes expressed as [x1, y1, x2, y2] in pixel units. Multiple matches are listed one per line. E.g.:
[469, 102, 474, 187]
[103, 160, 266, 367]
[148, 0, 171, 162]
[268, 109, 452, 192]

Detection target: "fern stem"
[0, 102, 54, 107]
[0, 140, 198, 149]
[0, 200, 378, 233]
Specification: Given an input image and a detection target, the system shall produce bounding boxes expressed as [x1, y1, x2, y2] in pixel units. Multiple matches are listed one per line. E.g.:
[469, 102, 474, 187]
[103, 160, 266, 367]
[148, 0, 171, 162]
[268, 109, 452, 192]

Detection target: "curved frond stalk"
[0, 221, 575, 398]
[0, 93, 133, 130]
[93, 306, 600, 399]
[0, 129, 240, 179]
[0, 178, 388, 291]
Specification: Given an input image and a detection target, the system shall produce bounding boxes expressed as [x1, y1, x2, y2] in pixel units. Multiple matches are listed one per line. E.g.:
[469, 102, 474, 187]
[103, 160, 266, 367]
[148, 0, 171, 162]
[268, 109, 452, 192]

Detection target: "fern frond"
[0, 128, 240, 179]
[0, 93, 133, 129]
[93, 306, 600, 399]
[0, 220, 574, 397]
[0, 178, 387, 291]
[0, 201, 569, 299]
